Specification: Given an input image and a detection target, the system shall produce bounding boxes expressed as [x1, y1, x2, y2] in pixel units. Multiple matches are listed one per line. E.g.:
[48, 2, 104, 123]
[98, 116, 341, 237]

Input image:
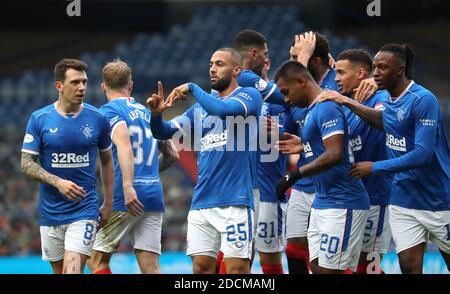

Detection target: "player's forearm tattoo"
[158, 140, 178, 172]
[21, 152, 59, 186]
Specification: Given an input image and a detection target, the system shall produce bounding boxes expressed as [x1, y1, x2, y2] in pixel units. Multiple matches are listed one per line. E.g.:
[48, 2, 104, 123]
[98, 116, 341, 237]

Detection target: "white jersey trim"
[111, 120, 126, 140]
[172, 119, 187, 137]
[390, 81, 414, 103]
[21, 148, 40, 155]
[229, 97, 248, 116]
[263, 84, 277, 101]
[322, 130, 345, 141]
[99, 144, 112, 152]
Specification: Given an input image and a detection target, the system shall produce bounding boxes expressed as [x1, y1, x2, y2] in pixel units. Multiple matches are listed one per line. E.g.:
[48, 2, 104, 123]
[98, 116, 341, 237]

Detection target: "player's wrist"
[289, 168, 302, 184]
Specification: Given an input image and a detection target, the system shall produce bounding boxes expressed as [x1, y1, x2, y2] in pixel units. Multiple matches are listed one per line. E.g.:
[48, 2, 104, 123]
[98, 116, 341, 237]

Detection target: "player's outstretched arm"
[319, 91, 384, 130]
[21, 152, 86, 201]
[352, 94, 439, 177]
[98, 149, 114, 229]
[158, 140, 179, 173]
[185, 83, 250, 118]
[112, 123, 144, 217]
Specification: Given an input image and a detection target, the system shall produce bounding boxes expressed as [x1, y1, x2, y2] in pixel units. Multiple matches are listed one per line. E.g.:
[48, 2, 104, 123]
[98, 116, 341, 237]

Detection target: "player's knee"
[193, 261, 214, 274]
[226, 262, 250, 274]
[141, 262, 160, 274]
[287, 237, 308, 247]
[309, 260, 321, 274]
[399, 255, 422, 274]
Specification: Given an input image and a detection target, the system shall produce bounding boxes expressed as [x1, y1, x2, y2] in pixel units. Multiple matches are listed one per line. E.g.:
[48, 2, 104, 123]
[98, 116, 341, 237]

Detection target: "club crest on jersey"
[81, 124, 94, 140]
[255, 79, 268, 91]
[396, 107, 406, 121]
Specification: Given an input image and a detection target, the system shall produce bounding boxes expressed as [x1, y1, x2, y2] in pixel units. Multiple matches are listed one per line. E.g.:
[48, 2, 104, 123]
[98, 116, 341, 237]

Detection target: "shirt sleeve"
[372, 94, 438, 174]
[99, 104, 126, 139]
[98, 114, 113, 152]
[189, 83, 262, 118]
[318, 101, 346, 140]
[237, 70, 285, 105]
[22, 115, 41, 155]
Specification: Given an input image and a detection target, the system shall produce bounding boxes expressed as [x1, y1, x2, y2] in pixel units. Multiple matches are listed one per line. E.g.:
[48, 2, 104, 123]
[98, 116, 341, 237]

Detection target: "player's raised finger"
[158, 81, 164, 98]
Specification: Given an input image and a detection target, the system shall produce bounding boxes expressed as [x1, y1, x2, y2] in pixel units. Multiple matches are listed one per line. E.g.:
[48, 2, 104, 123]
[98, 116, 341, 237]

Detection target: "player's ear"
[357, 67, 366, 80]
[397, 63, 406, 77]
[233, 66, 243, 77]
[296, 76, 306, 87]
[54, 81, 63, 93]
[250, 48, 258, 58]
[129, 80, 133, 93]
[101, 82, 106, 93]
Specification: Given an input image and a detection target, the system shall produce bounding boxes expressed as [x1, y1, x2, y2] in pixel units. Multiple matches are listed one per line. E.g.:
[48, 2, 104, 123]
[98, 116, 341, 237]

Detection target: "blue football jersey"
[372, 82, 450, 210]
[22, 102, 112, 226]
[284, 107, 316, 194]
[172, 87, 262, 210]
[257, 102, 289, 203]
[344, 90, 392, 205]
[99, 97, 164, 212]
[318, 69, 339, 91]
[302, 99, 369, 210]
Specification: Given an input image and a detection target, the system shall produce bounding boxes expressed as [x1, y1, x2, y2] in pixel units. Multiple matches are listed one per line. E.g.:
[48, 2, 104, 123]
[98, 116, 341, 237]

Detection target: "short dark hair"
[337, 49, 373, 73]
[216, 47, 243, 66]
[54, 58, 88, 82]
[311, 32, 330, 65]
[233, 29, 267, 54]
[379, 43, 415, 79]
[274, 60, 313, 83]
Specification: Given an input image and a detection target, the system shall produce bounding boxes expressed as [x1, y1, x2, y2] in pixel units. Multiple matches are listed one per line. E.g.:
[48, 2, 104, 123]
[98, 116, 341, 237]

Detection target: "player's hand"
[289, 46, 298, 61]
[294, 31, 316, 67]
[124, 186, 144, 217]
[276, 132, 303, 154]
[260, 115, 280, 138]
[276, 169, 302, 201]
[165, 83, 190, 107]
[146, 81, 169, 115]
[354, 78, 378, 103]
[350, 162, 373, 179]
[97, 202, 112, 229]
[54, 178, 86, 201]
[318, 90, 350, 105]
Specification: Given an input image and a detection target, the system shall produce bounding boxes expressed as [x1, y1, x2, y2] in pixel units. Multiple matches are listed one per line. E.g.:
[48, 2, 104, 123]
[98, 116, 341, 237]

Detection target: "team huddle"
[20, 29, 450, 274]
